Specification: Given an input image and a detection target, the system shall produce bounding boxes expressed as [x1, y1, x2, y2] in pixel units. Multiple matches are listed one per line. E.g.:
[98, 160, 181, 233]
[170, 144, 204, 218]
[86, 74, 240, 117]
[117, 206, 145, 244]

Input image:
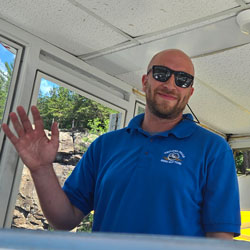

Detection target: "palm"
[17, 130, 58, 170]
[2, 106, 59, 172]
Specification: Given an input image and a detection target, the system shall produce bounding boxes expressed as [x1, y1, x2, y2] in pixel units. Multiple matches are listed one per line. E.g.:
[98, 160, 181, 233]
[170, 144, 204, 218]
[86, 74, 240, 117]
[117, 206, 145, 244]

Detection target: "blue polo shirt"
[63, 113, 241, 236]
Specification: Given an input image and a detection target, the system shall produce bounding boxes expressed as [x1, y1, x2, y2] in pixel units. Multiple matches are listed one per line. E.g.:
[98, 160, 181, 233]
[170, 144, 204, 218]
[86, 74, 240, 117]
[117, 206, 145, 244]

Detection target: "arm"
[201, 147, 241, 238]
[206, 232, 234, 240]
[31, 165, 84, 230]
[2, 106, 84, 230]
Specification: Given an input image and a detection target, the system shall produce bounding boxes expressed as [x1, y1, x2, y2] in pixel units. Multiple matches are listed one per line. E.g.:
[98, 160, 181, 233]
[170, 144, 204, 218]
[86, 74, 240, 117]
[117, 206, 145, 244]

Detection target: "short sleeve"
[202, 149, 241, 236]
[62, 141, 97, 216]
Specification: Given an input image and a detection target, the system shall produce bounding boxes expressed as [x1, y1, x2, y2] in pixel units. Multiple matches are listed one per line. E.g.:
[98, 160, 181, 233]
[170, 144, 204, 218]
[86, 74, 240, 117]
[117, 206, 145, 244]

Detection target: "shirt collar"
[127, 113, 197, 139]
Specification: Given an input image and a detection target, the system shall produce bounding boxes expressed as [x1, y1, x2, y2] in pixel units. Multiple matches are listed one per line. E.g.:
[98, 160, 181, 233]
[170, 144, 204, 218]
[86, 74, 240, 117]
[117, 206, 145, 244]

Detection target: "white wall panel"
[238, 175, 250, 210]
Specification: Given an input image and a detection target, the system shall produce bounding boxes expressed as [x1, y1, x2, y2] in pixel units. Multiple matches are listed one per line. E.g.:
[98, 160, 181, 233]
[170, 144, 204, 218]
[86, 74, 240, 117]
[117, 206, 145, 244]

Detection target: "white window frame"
[0, 36, 25, 228]
[0, 36, 23, 151]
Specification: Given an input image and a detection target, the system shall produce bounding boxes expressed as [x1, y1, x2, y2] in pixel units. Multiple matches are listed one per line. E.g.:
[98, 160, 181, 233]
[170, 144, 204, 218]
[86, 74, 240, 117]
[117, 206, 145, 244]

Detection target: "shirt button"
[150, 139, 153, 142]
[145, 152, 148, 155]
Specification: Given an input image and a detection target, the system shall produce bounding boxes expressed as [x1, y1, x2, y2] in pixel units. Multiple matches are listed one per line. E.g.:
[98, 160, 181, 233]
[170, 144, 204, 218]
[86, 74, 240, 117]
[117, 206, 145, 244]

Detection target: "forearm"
[30, 165, 84, 230]
[206, 232, 234, 239]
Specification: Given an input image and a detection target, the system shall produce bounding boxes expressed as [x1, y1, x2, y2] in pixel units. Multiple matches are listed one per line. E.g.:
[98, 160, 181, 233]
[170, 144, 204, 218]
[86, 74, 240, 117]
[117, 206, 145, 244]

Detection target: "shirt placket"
[136, 135, 154, 168]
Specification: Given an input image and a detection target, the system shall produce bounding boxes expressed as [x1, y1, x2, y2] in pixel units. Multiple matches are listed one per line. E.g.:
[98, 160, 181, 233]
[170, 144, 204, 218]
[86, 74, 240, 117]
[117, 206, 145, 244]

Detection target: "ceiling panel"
[188, 79, 250, 135]
[192, 43, 250, 112]
[116, 70, 144, 90]
[137, 13, 235, 44]
[86, 15, 250, 77]
[0, 0, 128, 55]
[78, 0, 239, 37]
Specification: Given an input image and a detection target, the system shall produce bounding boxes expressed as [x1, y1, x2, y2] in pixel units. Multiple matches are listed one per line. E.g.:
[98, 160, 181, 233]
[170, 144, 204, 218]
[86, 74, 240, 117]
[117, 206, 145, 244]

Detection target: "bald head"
[147, 49, 194, 76]
[142, 48, 195, 122]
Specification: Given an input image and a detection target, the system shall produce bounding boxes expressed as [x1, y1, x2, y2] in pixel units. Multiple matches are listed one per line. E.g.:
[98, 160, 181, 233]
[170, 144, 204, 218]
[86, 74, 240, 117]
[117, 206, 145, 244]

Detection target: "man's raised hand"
[1, 106, 59, 173]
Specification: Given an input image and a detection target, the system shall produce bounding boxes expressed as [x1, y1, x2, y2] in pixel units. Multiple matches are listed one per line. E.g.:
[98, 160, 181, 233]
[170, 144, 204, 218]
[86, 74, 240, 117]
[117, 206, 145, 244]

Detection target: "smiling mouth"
[157, 92, 177, 100]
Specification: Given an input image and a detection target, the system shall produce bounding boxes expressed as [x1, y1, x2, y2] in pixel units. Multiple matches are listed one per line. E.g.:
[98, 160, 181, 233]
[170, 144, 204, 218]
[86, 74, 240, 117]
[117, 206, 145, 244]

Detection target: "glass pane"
[12, 77, 120, 231]
[134, 101, 145, 116]
[234, 150, 250, 175]
[0, 42, 16, 123]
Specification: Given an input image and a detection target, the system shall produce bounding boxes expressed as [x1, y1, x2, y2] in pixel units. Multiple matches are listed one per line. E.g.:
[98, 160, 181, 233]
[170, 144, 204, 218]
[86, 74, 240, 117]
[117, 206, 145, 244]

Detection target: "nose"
[163, 74, 176, 90]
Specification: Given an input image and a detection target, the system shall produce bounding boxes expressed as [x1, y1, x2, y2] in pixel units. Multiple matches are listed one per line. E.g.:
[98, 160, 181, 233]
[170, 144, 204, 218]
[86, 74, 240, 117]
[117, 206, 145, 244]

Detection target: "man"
[2, 49, 241, 239]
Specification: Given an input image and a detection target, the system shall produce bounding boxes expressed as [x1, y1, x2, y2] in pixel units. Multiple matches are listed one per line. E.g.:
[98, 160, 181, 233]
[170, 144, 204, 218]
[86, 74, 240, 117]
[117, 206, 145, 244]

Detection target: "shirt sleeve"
[202, 149, 241, 236]
[62, 140, 97, 216]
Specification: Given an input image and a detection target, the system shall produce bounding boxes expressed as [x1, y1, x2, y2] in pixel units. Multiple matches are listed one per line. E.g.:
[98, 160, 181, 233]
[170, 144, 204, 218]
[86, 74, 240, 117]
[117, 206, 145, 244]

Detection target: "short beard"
[146, 84, 187, 120]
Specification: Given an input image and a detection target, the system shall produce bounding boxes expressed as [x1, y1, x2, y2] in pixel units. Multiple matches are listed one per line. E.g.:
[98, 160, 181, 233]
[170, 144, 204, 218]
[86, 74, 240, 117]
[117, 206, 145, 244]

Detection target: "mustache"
[155, 88, 179, 98]
[145, 81, 179, 98]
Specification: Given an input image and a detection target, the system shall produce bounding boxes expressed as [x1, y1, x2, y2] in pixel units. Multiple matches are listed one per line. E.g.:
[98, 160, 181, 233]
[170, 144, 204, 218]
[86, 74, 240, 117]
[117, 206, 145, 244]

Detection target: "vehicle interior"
[0, 0, 250, 248]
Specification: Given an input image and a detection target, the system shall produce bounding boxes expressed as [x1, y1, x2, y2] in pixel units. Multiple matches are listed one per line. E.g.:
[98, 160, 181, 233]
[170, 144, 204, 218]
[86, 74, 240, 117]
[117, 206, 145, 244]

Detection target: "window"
[134, 100, 145, 116]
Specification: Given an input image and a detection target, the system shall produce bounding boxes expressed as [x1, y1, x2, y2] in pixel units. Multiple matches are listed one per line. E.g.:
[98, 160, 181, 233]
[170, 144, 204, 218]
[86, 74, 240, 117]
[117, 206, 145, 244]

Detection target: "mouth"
[157, 92, 178, 101]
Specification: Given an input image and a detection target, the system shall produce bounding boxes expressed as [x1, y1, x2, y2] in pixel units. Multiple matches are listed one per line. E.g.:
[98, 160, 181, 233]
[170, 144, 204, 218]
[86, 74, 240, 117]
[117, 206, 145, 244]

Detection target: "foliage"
[235, 151, 244, 174]
[88, 117, 110, 135]
[37, 86, 117, 131]
[0, 62, 13, 121]
[235, 150, 250, 175]
[78, 116, 112, 152]
[77, 211, 94, 232]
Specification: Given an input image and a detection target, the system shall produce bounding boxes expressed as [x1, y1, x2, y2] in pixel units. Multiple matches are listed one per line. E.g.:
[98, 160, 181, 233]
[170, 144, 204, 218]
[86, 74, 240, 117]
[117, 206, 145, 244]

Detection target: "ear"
[190, 86, 194, 96]
[190, 87, 194, 96]
[186, 87, 194, 103]
[142, 74, 148, 92]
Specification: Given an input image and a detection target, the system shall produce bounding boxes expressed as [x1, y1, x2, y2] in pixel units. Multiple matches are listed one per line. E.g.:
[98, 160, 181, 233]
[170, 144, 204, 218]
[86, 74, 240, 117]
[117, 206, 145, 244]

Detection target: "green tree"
[235, 150, 250, 175]
[38, 87, 75, 129]
[37, 86, 117, 132]
[0, 62, 13, 121]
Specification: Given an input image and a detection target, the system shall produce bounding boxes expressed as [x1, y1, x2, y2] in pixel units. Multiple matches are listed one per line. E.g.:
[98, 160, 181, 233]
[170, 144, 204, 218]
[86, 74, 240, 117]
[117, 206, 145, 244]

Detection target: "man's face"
[142, 51, 194, 119]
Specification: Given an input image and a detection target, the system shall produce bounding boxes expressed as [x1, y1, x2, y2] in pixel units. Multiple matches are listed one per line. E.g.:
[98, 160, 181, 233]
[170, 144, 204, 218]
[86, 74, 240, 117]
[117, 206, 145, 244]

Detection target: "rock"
[33, 213, 45, 220]
[59, 132, 74, 153]
[12, 217, 27, 228]
[12, 209, 25, 220]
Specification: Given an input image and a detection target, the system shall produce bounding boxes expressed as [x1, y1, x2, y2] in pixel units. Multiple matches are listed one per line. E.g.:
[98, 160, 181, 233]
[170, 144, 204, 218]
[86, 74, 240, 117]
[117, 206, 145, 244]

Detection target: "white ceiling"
[1, 0, 250, 135]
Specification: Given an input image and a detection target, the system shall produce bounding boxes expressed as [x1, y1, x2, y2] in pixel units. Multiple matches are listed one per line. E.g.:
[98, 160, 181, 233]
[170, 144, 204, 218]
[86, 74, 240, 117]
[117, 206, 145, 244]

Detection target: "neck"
[141, 109, 183, 133]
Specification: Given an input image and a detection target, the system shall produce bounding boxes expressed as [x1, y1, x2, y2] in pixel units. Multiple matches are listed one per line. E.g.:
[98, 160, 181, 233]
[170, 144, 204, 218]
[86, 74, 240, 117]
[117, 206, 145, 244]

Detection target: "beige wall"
[238, 175, 250, 211]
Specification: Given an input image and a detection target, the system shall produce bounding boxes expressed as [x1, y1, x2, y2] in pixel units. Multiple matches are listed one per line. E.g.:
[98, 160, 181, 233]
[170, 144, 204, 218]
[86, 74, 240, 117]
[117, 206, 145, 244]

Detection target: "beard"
[145, 82, 189, 119]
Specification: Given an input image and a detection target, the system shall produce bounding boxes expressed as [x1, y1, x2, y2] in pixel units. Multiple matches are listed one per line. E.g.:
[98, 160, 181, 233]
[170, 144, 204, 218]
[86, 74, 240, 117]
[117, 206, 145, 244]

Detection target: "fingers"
[1, 123, 19, 146]
[31, 106, 44, 131]
[8, 106, 33, 137]
[17, 106, 33, 133]
[9, 111, 25, 137]
[2, 105, 41, 141]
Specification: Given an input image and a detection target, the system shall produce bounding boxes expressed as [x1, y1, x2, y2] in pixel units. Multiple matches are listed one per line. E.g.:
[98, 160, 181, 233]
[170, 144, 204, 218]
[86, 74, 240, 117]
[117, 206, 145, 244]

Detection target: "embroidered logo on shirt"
[161, 150, 185, 165]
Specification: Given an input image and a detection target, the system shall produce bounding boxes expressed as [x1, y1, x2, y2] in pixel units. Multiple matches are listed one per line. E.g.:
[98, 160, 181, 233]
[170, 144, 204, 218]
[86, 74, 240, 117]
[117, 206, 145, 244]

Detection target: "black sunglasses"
[147, 65, 194, 88]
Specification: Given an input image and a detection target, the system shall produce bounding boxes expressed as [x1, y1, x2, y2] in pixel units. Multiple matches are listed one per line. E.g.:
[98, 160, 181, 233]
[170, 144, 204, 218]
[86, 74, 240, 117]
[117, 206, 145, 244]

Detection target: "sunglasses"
[147, 65, 194, 88]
